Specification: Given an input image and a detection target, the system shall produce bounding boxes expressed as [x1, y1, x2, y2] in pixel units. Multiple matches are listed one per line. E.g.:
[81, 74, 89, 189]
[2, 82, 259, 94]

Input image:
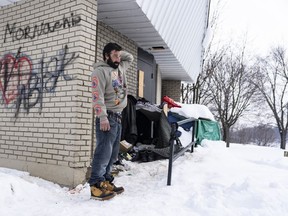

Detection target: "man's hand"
[100, 118, 110, 131]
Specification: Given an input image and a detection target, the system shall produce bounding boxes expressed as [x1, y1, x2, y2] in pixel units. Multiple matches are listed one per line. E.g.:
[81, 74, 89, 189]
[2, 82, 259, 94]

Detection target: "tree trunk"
[222, 126, 230, 147]
[280, 131, 287, 149]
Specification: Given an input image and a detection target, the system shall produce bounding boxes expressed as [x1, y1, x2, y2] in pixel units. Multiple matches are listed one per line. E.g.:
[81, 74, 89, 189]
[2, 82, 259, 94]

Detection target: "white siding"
[136, 0, 209, 81]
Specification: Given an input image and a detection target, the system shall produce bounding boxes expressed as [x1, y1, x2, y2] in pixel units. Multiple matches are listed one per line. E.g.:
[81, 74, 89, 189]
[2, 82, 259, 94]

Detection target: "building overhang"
[98, 0, 210, 82]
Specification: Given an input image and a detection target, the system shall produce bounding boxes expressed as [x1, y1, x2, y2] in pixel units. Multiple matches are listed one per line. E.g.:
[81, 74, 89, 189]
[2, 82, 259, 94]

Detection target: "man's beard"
[107, 58, 119, 69]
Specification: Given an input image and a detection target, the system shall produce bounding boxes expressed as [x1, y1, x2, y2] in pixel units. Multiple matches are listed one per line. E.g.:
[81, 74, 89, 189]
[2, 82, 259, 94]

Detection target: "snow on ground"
[1, 140, 288, 216]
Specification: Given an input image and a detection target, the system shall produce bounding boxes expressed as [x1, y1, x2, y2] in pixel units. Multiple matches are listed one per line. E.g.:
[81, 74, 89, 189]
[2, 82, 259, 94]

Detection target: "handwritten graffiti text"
[0, 45, 79, 117]
[4, 13, 81, 43]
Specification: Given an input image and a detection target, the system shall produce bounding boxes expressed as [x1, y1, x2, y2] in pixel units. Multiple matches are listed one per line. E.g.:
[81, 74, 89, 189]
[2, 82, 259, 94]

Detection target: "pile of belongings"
[119, 95, 183, 163]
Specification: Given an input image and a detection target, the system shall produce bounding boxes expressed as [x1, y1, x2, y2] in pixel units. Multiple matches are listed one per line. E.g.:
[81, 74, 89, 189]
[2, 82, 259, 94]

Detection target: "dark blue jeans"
[89, 115, 122, 186]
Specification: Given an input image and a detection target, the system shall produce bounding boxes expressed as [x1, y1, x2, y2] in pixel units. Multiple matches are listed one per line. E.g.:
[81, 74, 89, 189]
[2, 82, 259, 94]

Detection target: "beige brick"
[52, 155, 63, 160]
[5, 149, 13, 155]
[43, 133, 54, 138]
[6, 140, 14, 145]
[37, 148, 47, 153]
[43, 143, 53, 149]
[18, 146, 27, 151]
[54, 134, 65, 139]
[53, 144, 64, 149]
[48, 149, 58, 154]
[8, 155, 17, 160]
[0, 153, 8, 158]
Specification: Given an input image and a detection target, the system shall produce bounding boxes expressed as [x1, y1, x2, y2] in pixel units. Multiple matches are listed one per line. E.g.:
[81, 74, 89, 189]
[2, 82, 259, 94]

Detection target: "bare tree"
[181, 57, 219, 105]
[206, 45, 258, 147]
[181, 47, 225, 105]
[181, 82, 193, 104]
[253, 46, 288, 149]
[181, 0, 224, 104]
[181, 64, 216, 104]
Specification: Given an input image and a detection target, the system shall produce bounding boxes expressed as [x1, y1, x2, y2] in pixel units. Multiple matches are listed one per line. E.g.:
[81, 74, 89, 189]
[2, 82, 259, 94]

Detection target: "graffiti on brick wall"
[0, 45, 79, 117]
[4, 13, 81, 43]
[0, 48, 32, 105]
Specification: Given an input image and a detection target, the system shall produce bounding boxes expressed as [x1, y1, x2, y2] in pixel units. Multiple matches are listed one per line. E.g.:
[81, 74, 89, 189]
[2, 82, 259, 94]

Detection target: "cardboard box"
[120, 140, 133, 153]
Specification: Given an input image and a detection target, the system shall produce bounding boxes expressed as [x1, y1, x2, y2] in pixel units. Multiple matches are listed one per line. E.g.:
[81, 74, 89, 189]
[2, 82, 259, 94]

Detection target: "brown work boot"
[105, 181, 124, 194]
[90, 182, 116, 201]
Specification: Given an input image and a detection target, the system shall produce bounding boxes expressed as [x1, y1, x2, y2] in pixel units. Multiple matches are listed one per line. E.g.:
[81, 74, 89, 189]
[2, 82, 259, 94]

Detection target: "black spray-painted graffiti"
[4, 13, 81, 43]
[0, 45, 79, 117]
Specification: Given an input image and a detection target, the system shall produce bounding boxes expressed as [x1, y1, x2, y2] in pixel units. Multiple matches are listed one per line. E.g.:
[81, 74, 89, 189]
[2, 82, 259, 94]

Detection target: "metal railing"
[167, 118, 196, 186]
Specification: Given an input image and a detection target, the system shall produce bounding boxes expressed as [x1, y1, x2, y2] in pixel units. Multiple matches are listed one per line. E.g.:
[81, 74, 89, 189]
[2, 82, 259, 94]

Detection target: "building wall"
[162, 80, 181, 102]
[155, 65, 162, 104]
[0, 0, 139, 187]
[0, 0, 96, 187]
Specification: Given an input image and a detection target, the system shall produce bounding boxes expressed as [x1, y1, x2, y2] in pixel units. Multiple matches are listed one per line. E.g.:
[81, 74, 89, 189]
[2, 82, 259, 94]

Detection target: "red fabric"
[162, 96, 181, 108]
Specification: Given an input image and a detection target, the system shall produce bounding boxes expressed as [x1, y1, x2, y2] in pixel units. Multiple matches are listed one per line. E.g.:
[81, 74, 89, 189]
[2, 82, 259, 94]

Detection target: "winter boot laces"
[105, 181, 124, 194]
[90, 182, 116, 201]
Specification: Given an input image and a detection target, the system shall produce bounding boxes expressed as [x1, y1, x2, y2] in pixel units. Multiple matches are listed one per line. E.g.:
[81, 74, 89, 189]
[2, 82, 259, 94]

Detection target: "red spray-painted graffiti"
[0, 49, 32, 105]
[0, 45, 78, 117]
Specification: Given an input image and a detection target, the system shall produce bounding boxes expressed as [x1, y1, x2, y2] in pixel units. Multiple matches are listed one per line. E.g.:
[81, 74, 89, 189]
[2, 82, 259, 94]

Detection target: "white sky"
[2, 104, 288, 216]
[212, 0, 288, 55]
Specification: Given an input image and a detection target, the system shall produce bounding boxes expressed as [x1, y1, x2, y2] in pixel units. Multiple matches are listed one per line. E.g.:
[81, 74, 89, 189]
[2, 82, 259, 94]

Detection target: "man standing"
[89, 43, 133, 200]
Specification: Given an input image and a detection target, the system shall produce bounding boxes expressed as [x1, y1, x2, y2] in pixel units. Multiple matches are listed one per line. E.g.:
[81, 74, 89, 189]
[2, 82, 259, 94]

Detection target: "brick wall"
[162, 80, 181, 102]
[0, 0, 97, 186]
[0, 0, 138, 187]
